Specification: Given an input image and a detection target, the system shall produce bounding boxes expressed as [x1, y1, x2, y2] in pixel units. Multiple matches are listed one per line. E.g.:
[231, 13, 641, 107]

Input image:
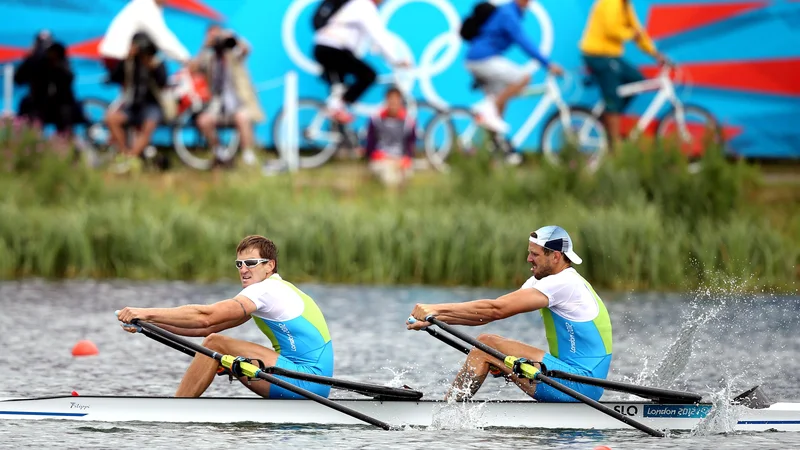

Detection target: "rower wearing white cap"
[407, 225, 612, 402]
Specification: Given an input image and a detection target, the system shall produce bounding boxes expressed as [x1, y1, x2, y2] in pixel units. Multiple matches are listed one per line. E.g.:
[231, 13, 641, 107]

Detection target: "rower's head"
[235, 235, 278, 287]
[527, 226, 582, 278]
[515, 0, 531, 9]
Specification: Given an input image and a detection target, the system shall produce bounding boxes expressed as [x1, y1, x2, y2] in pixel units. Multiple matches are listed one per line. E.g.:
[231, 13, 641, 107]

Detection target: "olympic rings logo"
[281, 0, 554, 108]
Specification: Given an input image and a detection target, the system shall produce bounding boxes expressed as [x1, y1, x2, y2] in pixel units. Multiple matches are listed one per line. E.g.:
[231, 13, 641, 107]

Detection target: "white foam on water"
[691, 376, 746, 436]
[428, 396, 488, 430]
[380, 366, 413, 388]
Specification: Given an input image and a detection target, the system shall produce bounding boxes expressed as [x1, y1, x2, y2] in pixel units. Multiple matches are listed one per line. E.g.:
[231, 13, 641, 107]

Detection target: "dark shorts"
[120, 103, 162, 127]
[582, 55, 644, 114]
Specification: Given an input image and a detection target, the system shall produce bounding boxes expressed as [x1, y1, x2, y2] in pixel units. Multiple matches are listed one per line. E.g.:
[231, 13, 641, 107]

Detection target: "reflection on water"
[0, 279, 798, 449]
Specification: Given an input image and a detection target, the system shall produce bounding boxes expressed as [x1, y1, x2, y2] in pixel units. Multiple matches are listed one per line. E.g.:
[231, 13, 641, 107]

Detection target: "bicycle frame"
[449, 74, 572, 151]
[588, 66, 691, 142]
[510, 75, 573, 148]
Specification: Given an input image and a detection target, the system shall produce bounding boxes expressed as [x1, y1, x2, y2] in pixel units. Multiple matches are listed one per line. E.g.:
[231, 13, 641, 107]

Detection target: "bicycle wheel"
[410, 100, 443, 170]
[422, 106, 479, 172]
[540, 106, 608, 172]
[656, 104, 723, 160]
[272, 99, 344, 169]
[173, 111, 241, 171]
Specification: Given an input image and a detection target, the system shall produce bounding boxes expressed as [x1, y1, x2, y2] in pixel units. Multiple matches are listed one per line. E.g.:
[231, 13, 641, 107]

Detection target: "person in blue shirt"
[465, 0, 564, 136]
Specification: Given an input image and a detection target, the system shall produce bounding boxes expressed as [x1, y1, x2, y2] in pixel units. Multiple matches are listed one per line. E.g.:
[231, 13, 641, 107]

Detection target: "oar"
[414, 319, 700, 404]
[131, 320, 394, 430]
[134, 324, 422, 401]
[419, 315, 665, 437]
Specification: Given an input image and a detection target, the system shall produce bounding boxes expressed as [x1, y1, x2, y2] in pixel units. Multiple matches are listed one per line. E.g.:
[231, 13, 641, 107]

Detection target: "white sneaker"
[505, 152, 522, 166]
[242, 148, 257, 166]
[472, 100, 509, 134]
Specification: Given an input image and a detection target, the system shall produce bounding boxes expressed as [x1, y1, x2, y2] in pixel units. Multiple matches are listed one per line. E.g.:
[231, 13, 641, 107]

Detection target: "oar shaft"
[535, 373, 664, 437]
[141, 327, 196, 358]
[423, 327, 470, 354]
[263, 367, 422, 400]
[424, 316, 664, 438]
[137, 323, 421, 400]
[135, 321, 393, 430]
[547, 370, 702, 403]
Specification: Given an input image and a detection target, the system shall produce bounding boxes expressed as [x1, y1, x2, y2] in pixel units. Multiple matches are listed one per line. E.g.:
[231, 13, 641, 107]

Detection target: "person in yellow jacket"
[579, 0, 667, 149]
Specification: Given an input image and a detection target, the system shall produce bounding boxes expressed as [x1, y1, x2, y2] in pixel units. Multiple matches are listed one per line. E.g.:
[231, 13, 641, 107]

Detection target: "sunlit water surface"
[0, 279, 798, 449]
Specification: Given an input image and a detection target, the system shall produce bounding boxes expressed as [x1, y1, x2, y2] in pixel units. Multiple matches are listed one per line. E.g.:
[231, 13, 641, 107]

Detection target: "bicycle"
[423, 72, 607, 172]
[550, 62, 724, 170]
[271, 70, 444, 170]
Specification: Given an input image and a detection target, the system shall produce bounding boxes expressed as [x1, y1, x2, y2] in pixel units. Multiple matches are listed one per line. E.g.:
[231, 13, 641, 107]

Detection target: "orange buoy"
[71, 391, 79, 396]
[594, 446, 613, 450]
[71, 340, 99, 357]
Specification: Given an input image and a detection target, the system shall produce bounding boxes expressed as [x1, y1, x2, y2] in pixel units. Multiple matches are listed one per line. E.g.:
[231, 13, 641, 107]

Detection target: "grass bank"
[1, 127, 798, 292]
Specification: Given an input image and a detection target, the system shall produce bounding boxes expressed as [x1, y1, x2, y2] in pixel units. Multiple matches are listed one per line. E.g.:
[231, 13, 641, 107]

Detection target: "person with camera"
[191, 24, 264, 168]
[14, 30, 83, 136]
[104, 32, 169, 173]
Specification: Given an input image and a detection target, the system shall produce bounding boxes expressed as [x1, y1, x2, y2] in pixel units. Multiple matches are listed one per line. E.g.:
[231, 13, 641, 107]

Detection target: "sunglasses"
[234, 258, 270, 269]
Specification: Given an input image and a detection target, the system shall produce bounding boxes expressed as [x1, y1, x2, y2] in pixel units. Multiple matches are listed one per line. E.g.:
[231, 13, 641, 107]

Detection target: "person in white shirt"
[312, 0, 408, 124]
[117, 235, 335, 399]
[98, 0, 190, 73]
[407, 226, 613, 403]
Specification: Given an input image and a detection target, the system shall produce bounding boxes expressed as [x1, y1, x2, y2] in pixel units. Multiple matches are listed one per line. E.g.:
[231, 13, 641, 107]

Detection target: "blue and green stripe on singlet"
[539, 273, 612, 372]
[251, 279, 331, 365]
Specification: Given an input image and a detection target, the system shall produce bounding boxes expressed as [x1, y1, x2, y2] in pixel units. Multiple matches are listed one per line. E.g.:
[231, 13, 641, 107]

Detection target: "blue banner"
[2, 0, 798, 159]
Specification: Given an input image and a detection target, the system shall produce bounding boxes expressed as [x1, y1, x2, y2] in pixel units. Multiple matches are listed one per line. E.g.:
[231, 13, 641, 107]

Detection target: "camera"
[212, 34, 238, 54]
[131, 32, 157, 58]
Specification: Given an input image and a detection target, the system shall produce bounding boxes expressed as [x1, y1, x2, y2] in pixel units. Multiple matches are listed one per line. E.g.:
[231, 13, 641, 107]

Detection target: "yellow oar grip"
[220, 355, 262, 378]
[504, 356, 539, 380]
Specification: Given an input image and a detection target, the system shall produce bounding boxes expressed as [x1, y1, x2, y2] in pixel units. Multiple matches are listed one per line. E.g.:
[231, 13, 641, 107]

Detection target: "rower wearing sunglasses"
[116, 235, 334, 399]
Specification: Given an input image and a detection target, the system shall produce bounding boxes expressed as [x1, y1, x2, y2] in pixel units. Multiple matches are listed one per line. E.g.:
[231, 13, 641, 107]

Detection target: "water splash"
[380, 366, 413, 388]
[691, 376, 746, 435]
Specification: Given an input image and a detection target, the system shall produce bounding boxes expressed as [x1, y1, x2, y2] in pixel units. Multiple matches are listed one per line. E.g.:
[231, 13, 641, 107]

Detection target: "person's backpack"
[312, 0, 350, 31]
[459, 2, 497, 42]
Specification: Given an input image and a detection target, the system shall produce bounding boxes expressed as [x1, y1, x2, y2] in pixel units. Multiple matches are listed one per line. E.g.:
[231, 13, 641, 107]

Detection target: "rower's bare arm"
[430, 288, 549, 325]
[151, 315, 251, 337]
[127, 296, 257, 328]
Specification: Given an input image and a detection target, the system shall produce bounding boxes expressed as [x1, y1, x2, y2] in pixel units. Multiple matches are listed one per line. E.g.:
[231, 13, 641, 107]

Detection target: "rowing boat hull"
[2, 396, 799, 431]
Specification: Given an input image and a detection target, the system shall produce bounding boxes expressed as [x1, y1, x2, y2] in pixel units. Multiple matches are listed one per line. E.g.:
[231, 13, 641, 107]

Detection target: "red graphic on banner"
[641, 59, 800, 96]
[165, 0, 222, 20]
[67, 37, 103, 60]
[0, 45, 27, 63]
[645, 2, 766, 39]
[620, 114, 742, 141]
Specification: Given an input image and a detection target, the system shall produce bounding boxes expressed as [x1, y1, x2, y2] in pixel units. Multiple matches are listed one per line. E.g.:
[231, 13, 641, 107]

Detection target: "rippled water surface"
[0, 279, 798, 449]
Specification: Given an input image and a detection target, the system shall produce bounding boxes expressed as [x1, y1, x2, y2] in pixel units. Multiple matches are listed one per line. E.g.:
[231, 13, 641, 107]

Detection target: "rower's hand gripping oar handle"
[115, 310, 142, 333]
[422, 315, 542, 381]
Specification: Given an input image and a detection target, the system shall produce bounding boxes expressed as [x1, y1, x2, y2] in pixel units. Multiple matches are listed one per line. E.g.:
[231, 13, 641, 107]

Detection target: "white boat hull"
[2, 396, 800, 432]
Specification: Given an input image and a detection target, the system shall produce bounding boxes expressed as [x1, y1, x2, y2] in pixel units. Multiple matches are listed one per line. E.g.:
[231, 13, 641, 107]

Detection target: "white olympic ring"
[281, 0, 554, 108]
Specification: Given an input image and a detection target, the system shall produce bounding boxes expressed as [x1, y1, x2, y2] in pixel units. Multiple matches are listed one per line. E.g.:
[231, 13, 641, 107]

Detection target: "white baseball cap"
[529, 225, 582, 265]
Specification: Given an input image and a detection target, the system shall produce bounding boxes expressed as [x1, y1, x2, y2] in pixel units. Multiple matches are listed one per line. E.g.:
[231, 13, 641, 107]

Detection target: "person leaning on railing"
[579, 0, 667, 150]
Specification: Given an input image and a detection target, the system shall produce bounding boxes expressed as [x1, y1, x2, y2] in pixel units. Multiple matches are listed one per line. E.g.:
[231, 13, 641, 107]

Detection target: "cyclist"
[464, 0, 564, 135]
[579, 0, 667, 149]
[312, 0, 409, 124]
